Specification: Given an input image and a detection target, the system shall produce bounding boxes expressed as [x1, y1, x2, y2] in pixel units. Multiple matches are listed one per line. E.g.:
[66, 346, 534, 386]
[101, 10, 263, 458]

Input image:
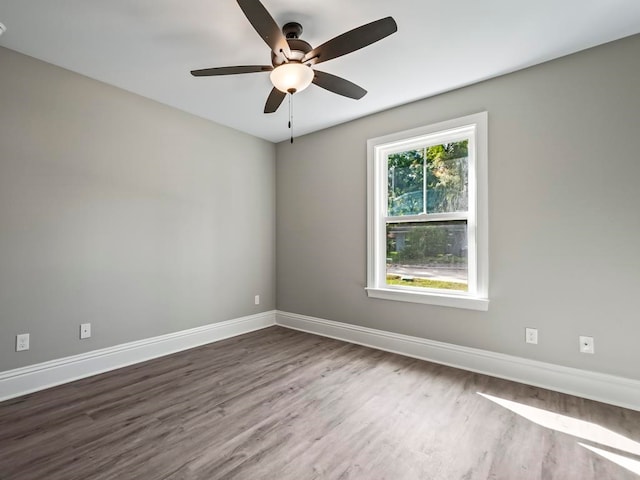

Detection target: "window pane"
[426, 145, 468, 213]
[387, 141, 468, 216]
[386, 221, 468, 291]
[387, 150, 425, 216]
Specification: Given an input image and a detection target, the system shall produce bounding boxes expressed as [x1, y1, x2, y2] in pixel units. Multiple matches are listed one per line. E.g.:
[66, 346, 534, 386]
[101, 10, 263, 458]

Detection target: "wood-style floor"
[1, 326, 639, 479]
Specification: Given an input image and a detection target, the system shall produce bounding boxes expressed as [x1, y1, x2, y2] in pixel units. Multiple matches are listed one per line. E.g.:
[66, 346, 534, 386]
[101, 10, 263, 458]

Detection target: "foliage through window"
[388, 142, 469, 216]
[367, 113, 488, 310]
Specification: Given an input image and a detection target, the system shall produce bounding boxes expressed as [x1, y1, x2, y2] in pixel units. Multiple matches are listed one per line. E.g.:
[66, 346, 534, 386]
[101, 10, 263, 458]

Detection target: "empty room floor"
[1, 326, 639, 479]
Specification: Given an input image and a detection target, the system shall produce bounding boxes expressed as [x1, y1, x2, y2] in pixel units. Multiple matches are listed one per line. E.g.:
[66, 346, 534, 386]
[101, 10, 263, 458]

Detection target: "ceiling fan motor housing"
[272, 23, 312, 66]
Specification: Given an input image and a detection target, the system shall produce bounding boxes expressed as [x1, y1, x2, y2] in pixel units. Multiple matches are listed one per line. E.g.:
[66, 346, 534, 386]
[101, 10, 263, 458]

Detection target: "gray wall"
[276, 34, 640, 380]
[0, 47, 276, 370]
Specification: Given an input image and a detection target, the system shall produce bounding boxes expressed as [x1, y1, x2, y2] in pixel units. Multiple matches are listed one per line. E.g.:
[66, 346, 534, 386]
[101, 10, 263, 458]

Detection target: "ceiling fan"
[190, 0, 398, 115]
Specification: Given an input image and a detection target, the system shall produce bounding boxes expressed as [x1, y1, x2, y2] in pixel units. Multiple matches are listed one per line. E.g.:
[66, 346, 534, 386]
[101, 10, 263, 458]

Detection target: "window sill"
[365, 287, 489, 311]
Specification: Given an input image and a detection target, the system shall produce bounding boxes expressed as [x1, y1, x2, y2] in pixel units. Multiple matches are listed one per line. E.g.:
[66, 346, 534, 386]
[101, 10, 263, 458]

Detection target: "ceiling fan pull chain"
[289, 93, 294, 143]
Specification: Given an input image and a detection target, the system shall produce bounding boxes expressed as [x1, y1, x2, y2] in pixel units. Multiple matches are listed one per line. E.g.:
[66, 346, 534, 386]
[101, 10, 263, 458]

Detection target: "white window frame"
[366, 112, 489, 311]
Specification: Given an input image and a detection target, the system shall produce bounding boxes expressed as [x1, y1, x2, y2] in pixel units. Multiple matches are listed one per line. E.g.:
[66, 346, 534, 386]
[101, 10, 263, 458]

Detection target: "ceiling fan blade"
[264, 87, 286, 113]
[237, 0, 291, 58]
[191, 65, 273, 76]
[312, 70, 367, 99]
[303, 17, 397, 66]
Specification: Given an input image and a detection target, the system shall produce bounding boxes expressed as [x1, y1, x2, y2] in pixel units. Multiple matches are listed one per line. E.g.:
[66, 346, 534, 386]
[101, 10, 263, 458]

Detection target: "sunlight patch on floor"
[579, 443, 640, 476]
[478, 391, 640, 476]
[477, 392, 640, 456]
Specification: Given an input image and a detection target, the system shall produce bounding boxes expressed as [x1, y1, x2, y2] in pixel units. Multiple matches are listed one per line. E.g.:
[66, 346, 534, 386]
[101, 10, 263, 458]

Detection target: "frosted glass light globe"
[270, 62, 314, 94]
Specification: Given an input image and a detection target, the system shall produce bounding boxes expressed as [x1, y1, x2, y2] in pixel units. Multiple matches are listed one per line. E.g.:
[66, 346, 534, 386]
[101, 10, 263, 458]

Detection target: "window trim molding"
[366, 112, 489, 311]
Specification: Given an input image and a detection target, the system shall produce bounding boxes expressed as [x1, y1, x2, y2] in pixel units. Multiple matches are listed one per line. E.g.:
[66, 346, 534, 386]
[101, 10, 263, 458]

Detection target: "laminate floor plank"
[1, 326, 639, 479]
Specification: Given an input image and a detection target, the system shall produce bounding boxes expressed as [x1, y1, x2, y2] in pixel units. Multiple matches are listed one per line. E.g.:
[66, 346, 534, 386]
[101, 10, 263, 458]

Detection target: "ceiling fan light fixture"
[270, 62, 314, 94]
[190, 1, 397, 116]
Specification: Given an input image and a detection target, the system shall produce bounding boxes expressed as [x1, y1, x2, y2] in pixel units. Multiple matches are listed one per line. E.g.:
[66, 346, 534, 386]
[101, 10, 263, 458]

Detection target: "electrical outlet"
[80, 323, 91, 339]
[579, 336, 594, 354]
[254, 295, 260, 305]
[525, 328, 538, 344]
[16, 333, 29, 351]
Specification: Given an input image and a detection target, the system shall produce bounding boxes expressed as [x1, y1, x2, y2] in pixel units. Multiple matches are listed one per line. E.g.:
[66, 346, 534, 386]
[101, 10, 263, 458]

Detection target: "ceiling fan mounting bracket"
[282, 22, 303, 39]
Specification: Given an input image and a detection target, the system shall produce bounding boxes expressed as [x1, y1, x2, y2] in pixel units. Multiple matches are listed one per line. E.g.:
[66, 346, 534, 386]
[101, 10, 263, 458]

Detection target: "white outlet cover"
[80, 323, 91, 339]
[525, 328, 538, 344]
[16, 333, 29, 351]
[254, 295, 260, 305]
[579, 336, 595, 354]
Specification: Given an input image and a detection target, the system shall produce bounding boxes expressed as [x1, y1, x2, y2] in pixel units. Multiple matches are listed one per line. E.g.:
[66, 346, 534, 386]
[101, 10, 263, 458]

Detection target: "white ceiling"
[1, 1, 639, 143]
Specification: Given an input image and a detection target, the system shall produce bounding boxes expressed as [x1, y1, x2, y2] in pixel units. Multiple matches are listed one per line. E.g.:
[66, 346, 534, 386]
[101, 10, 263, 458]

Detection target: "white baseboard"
[4, 309, 637, 412]
[0, 311, 276, 402]
[276, 311, 640, 412]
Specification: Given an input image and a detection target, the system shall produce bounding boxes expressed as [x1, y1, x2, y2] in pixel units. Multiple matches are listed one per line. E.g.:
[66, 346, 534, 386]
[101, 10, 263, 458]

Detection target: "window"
[366, 112, 488, 310]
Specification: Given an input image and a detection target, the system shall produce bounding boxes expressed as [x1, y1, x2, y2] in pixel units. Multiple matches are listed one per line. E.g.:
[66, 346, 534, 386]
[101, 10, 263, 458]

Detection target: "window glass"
[387, 141, 468, 217]
[386, 221, 468, 292]
[388, 149, 425, 216]
[425, 143, 468, 214]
